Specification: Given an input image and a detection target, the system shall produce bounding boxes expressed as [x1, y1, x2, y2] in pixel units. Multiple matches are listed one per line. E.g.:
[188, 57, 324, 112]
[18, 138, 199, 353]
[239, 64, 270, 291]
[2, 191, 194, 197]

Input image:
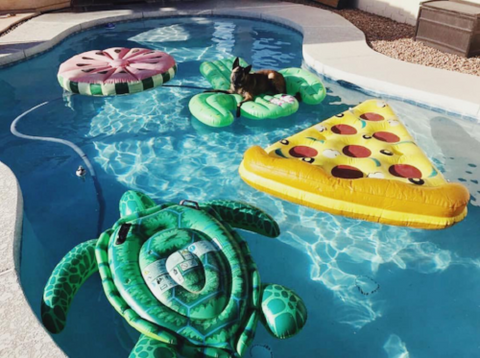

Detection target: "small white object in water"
[76, 165, 87, 178]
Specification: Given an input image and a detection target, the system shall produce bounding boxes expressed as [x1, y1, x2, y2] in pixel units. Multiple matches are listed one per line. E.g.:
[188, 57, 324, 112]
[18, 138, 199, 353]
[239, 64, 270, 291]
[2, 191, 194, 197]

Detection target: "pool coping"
[1, 0, 480, 356]
[0, 162, 66, 356]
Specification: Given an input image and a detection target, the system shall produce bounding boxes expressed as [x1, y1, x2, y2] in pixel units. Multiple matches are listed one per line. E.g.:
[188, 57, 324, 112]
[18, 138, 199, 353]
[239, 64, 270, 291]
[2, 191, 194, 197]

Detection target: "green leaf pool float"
[41, 191, 307, 357]
[189, 57, 326, 127]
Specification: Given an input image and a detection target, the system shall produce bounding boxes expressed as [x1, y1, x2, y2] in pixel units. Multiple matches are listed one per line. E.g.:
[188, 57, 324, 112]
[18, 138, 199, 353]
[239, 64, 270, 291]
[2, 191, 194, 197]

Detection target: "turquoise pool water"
[2, 16, 480, 358]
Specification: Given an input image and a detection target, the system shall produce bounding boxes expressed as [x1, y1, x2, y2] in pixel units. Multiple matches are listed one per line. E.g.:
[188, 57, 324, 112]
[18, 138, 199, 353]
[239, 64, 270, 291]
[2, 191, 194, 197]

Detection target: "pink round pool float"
[57, 47, 177, 96]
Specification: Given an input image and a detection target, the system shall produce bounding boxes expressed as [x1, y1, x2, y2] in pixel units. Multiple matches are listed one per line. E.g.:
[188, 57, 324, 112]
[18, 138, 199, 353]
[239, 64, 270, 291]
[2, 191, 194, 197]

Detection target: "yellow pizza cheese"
[239, 99, 469, 229]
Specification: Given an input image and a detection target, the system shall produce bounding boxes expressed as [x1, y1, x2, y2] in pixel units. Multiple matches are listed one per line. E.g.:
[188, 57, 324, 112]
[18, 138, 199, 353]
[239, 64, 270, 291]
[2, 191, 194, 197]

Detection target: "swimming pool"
[2, 15, 480, 357]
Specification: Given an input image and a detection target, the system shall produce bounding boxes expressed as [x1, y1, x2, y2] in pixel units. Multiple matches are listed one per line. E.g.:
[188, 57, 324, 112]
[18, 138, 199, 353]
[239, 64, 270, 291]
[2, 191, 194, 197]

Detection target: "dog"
[206, 57, 292, 117]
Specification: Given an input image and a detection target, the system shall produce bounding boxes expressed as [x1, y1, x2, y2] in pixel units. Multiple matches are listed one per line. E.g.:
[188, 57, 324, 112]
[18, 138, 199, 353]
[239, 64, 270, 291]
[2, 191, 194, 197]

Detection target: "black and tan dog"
[206, 57, 293, 117]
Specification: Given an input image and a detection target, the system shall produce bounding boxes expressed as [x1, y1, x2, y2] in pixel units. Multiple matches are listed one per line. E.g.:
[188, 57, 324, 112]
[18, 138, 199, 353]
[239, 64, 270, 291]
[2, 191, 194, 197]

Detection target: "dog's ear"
[244, 64, 252, 73]
[232, 57, 240, 70]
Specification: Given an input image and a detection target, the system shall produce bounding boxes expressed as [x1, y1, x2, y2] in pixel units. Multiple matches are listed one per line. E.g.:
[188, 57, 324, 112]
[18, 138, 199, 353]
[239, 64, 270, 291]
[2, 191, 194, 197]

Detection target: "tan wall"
[354, 0, 480, 26]
[0, 0, 70, 13]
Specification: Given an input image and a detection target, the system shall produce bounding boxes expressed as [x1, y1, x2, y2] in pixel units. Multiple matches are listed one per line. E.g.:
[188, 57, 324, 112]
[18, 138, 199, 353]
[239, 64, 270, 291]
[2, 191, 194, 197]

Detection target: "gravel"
[286, 0, 480, 76]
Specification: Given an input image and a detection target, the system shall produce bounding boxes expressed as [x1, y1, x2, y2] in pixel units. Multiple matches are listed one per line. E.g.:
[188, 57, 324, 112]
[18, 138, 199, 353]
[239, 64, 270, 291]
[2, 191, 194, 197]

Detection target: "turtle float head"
[119, 190, 157, 217]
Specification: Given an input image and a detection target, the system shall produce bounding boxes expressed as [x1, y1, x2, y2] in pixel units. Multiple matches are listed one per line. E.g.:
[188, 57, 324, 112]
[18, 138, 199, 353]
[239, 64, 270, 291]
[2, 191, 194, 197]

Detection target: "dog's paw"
[236, 106, 241, 118]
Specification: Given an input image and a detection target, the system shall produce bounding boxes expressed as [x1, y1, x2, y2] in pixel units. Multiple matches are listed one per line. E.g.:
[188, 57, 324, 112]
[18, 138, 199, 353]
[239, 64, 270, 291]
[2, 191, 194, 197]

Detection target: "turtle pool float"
[41, 191, 307, 357]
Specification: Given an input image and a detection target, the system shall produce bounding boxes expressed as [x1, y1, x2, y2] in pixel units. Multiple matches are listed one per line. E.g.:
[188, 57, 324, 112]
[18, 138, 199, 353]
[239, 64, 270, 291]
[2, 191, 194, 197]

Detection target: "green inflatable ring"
[189, 57, 326, 127]
[41, 191, 307, 357]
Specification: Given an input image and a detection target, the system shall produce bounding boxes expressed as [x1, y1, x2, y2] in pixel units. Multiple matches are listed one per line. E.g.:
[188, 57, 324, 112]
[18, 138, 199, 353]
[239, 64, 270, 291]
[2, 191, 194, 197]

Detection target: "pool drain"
[250, 344, 273, 358]
[355, 275, 380, 296]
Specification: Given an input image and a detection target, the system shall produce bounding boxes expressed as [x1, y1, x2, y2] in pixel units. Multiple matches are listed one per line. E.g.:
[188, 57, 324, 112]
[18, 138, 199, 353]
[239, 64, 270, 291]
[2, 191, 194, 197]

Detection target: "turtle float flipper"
[41, 239, 98, 333]
[260, 284, 308, 340]
[200, 200, 280, 238]
[130, 335, 233, 358]
[130, 335, 178, 358]
[236, 311, 260, 357]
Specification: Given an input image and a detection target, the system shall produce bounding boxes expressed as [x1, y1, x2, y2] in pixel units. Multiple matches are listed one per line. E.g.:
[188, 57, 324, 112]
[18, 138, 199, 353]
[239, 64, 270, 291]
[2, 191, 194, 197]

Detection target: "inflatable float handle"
[179, 199, 200, 210]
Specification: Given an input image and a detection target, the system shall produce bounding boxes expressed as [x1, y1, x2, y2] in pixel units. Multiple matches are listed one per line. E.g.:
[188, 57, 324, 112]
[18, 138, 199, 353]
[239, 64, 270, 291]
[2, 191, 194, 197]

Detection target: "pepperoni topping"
[389, 164, 422, 178]
[331, 124, 357, 135]
[332, 165, 364, 179]
[289, 146, 318, 158]
[360, 113, 384, 121]
[373, 131, 400, 143]
[342, 145, 371, 158]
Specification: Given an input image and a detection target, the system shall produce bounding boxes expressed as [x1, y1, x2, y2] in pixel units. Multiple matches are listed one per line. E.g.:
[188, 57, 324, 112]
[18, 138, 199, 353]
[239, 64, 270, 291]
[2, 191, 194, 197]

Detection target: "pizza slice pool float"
[239, 99, 469, 229]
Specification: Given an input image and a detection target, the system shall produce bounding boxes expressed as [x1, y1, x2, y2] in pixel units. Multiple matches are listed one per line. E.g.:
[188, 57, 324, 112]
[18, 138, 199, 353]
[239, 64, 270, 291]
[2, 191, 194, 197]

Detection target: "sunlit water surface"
[1, 17, 480, 358]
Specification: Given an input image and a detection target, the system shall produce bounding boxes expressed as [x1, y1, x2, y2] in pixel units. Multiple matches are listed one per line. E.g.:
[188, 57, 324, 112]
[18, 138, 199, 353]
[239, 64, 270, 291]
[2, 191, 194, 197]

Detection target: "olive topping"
[302, 157, 315, 164]
[408, 178, 425, 185]
[380, 149, 393, 156]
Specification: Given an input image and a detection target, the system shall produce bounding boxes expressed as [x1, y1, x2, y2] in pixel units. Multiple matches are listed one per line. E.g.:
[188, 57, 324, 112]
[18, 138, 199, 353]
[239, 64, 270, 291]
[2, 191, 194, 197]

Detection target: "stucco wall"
[0, 0, 70, 13]
[354, 0, 480, 26]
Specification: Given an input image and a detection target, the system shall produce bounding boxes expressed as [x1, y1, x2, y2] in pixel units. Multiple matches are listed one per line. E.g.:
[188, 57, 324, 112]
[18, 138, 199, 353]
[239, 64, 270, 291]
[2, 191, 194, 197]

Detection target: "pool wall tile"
[212, 9, 262, 19]
[143, 9, 213, 18]
[79, 12, 144, 29]
[0, 48, 26, 67]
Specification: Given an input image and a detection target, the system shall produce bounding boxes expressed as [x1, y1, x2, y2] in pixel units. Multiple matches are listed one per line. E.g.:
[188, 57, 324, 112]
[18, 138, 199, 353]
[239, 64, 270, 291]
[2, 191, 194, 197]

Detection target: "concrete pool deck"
[1, 0, 480, 356]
